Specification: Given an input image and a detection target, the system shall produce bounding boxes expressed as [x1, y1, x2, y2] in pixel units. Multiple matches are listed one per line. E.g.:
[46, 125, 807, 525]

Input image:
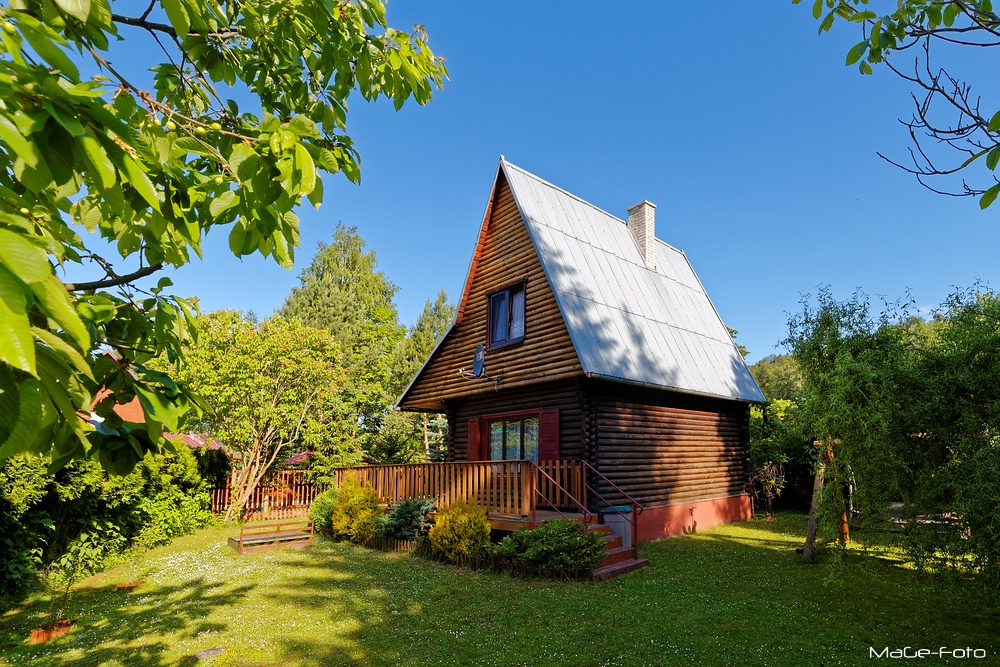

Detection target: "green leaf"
[32, 327, 93, 380]
[228, 218, 250, 256]
[0, 229, 50, 284]
[53, 0, 91, 22]
[980, 183, 1000, 209]
[134, 382, 180, 431]
[120, 154, 161, 210]
[846, 40, 868, 66]
[31, 274, 90, 353]
[76, 294, 117, 325]
[943, 1, 960, 26]
[79, 135, 116, 189]
[988, 111, 1000, 132]
[819, 10, 836, 33]
[0, 364, 21, 452]
[0, 374, 43, 461]
[209, 189, 239, 218]
[288, 115, 320, 137]
[0, 115, 41, 168]
[307, 173, 323, 210]
[19, 23, 79, 81]
[42, 101, 86, 137]
[812, 0, 823, 19]
[987, 146, 1000, 171]
[295, 143, 316, 194]
[161, 0, 191, 37]
[0, 264, 35, 374]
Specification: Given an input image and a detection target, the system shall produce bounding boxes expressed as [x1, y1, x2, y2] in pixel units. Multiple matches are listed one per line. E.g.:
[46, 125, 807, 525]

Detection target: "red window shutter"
[467, 418, 482, 461]
[538, 409, 560, 461]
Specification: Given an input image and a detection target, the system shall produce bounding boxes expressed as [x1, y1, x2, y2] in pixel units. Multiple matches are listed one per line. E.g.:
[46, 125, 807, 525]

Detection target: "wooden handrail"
[580, 460, 644, 554]
[527, 461, 593, 528]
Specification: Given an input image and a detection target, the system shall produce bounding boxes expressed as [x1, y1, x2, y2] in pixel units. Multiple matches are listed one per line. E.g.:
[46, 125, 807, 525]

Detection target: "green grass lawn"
[1, 514, 996, 666]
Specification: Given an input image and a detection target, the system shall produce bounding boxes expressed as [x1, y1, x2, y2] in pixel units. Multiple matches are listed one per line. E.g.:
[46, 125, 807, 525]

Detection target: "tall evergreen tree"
[384, 290, 456, 462]
[280, 224, 406, 424]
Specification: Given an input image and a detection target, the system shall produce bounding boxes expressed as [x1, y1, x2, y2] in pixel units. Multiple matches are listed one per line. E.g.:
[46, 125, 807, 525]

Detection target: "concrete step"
[598, 533, 623, 550]
[592, 557, 650, 582]
[597, 545, 635, 569]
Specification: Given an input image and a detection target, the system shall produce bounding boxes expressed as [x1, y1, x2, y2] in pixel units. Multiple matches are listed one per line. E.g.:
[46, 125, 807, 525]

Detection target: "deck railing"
[335, 460, 586, 517]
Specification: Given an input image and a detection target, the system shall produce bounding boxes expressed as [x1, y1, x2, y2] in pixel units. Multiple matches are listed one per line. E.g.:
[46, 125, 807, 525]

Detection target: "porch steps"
[587, 524, 649, 582]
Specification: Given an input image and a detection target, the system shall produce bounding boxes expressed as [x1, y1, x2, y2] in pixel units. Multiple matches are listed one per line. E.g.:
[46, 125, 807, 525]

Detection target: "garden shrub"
[330, 474, 382, 543]
[308, 488, 339, 534]
[0, 444, 214, 605]
[494, 520, 606, 570]
[377, 498, 435, 541]
[135, 486, 213, 549]
[427, 498, 490, 562]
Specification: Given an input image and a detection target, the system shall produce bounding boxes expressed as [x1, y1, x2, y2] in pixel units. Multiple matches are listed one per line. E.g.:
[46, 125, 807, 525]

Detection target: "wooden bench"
[228, 519, 314, 555]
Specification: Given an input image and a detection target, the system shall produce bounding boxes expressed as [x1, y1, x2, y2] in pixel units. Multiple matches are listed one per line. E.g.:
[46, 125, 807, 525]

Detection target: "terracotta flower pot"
[116, 581, 144, 592]
[29, 619, 76, 644]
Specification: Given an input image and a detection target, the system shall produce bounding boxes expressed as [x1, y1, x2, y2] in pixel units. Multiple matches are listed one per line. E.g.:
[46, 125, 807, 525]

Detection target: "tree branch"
[65, 263, 164, 291]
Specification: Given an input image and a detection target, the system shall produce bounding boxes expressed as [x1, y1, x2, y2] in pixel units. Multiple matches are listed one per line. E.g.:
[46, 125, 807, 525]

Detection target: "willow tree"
[0, 1, 447, 475]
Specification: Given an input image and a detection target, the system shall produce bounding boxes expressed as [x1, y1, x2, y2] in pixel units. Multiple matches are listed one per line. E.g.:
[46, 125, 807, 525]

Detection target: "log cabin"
[390, 158, 765, 542]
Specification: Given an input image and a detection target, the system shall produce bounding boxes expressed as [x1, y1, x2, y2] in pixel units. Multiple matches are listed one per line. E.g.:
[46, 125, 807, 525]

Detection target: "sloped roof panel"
[503, 159, 765, 404]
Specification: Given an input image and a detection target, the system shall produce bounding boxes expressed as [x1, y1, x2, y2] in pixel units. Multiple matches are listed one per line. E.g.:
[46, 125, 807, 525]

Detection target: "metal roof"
[502, 159, 765, 404]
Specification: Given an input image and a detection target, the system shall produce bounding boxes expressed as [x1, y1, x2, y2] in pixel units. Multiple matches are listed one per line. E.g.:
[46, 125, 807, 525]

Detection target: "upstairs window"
[489, 283, 525, 347]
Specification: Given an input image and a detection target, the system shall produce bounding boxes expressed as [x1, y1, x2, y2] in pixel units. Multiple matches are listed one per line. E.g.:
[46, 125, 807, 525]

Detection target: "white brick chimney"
[627, 200, 656, 270]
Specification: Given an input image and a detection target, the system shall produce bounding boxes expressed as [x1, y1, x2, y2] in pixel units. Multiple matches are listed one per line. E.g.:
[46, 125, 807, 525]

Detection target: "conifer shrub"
[330, 474, 382, 543]
[494, 519, 606, 569]
[377, 498, 436, 541]
[427, 498, 490, 562]
[308, 488, 339, 534]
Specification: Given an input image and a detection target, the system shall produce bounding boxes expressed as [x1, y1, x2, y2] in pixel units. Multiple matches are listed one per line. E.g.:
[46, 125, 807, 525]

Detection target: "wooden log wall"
[449, 379, 584, 462]
[398, 175, 583, 412]
[591, 381, 750, 508]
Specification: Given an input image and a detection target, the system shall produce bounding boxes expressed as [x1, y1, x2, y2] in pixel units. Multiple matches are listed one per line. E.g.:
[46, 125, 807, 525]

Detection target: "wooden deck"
[487, 510, 589, 532]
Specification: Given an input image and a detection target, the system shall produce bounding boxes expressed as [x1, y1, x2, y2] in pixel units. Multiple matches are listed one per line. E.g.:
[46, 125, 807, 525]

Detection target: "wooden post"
[802, 441, 826, 563]
[803, 437, 849, 560]
[825, 441, 850, 546]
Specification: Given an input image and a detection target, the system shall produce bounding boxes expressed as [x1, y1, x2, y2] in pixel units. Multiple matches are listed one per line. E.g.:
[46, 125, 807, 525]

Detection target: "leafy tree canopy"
[798, 1, 1000, 207]
[748, 354, 804, 402]
[0, 1, 446, 474]
[172, 310, 351, 522]
[785, 286, 1000, 585]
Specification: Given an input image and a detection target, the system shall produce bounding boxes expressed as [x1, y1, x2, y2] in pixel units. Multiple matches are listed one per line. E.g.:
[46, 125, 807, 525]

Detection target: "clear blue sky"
[82, 2, 1000, 364]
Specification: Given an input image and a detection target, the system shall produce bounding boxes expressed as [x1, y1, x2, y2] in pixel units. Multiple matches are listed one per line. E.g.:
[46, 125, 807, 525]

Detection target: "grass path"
[1, 514, 996, 666]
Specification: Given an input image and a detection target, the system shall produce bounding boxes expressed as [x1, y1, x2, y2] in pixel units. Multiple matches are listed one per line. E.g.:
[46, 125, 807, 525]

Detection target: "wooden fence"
[209, 470, 325, 521]
[335, 460, 586, 517]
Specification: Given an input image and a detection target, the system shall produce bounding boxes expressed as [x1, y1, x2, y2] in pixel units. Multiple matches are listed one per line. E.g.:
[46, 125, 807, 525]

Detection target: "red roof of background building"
[165, 432, 223, 450]
[280, 450, 313, 467]
[91, 388, 146, 423]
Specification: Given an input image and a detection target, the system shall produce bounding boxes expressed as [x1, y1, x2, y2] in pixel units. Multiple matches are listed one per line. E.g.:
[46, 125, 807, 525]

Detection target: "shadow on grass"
[3, 519, 997, 667]
[0, 577, 256, 666]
